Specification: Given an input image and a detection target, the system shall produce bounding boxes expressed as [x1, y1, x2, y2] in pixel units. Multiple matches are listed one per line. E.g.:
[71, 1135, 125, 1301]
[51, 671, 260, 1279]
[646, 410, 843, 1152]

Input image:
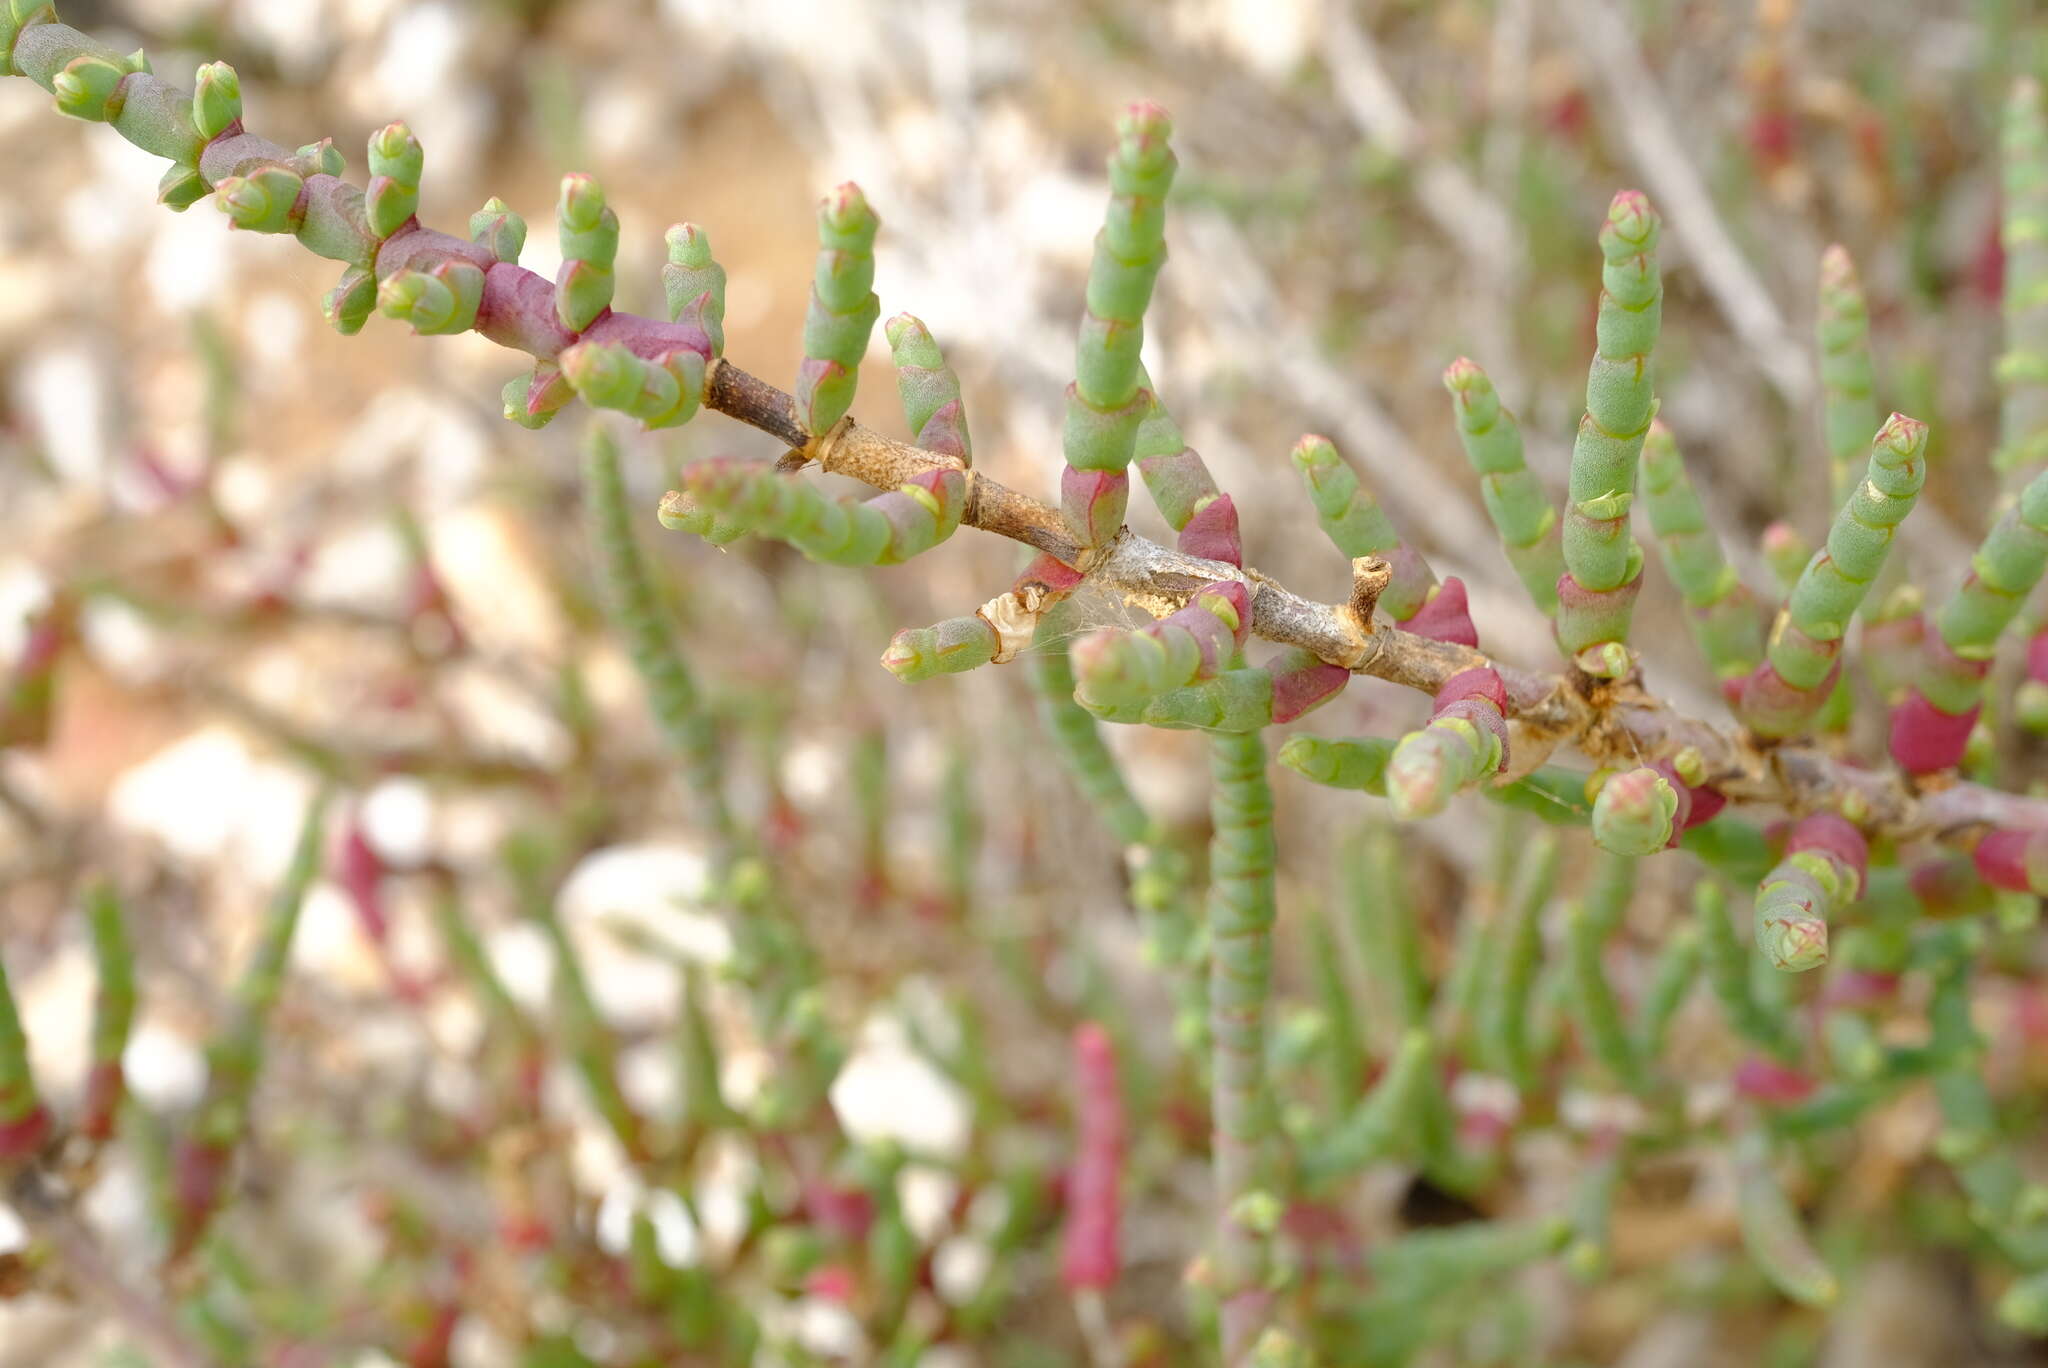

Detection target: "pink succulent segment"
[1061, 466, 1131, 548]
[1888, 690, 1980, 775]
[1269, 655, 1352, 724]
[1060, 1023, 1124, 1291]
[1403, 577, 1480, 647]
[1975, 829, 2048, 895]
[1734, 1056, 1819, 1105]
[1179, 494, 1243, 567]
[0, 1104, 51, 1164]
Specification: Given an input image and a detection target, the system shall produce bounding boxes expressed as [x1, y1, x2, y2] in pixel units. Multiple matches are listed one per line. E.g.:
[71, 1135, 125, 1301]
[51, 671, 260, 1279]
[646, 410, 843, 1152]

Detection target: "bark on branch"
[720, 370, 2048, 845]
[6, 18, 2028, 846]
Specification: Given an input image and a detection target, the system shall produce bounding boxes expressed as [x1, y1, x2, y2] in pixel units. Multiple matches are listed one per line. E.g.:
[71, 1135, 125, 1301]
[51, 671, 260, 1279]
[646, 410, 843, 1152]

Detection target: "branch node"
[808, 413, 857, 472]
[979, 585, 1049, 664]
[1346, 555, 1394, 634]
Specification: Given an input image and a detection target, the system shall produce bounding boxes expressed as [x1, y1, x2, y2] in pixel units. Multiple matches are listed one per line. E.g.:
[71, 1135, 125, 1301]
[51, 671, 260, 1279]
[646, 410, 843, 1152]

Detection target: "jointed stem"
[1206, 728, 1278, 1363]
[7, 9, 2045, 859]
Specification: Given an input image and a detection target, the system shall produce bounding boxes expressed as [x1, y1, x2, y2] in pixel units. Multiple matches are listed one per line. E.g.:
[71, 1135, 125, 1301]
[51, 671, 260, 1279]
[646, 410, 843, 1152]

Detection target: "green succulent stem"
[471, 195, 526, 264]
[1695, 880, 1798, 1058]
[659, 457, 965, 567]
[885, 313, 972, 464]
[1566, 1145, 1625, 1281]
[171, 790, 329, 1256]
[556, 173, 619, 334]
[1207, 727, 1278, 1365]
[560, 340, 705, 430]
[510, 845, 645, 1161]
[1923, 469, 2048, 711]
[1741, 413, 1927, 737]
[366, 121, 421, 238]
[881, 612, 999, 683]
[1347, 822, 1432, 1036]
[1133, 377, 1220, 532]
[1754, 816, 1867, 972]
[1030, 628, 1150, 849]
[1783, 413, 1929, 678]
[1558, 190, 1663, 665]
[1275, 734, 1394, 793]
[1443, 358, 1562, 613]
[1291, 434, 1436, 621]
[1997, 79, 2048, 491]
[1637, 923, 1702, 1064]
[1032, 624, 1206, 1052]
[1072, 583, 1251, 715]
[425, 883, 529, 1047]
[1061, 104, 1176, 547]
[1303, 1029, 1432, 1185]
[1480, 830, 1561, 1091]
[1734, 1132, 1838, 1308]
[1080, 648, 1346, 733]
[1818, 245, 1880, 510]
[1566, 899, 1649, 1095]
[797, 182, 881, 434]
[583, 426, 735, 857]
[1639, 420, 1765, 679]
[0, 938, 48, 1165]
[664, 223, 726, 355]
[81, 878, 137, 1140]
[1385, 669, 1508, 819]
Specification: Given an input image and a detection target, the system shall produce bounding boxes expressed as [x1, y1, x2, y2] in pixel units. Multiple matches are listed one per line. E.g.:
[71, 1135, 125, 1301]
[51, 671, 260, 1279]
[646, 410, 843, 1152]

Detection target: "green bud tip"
[1670, 746, 1706, 787]
[1873, 412, 1928, 464]
[655, 490, 699, 531]
[560, 343, 681, 415]
[560, 173, 607, 230]
[879, 635, 922, 680]
[369, 121, 422, 175]
[1818, 243, 1858, 297]
[378, 271, 428, 308]
[1999, 1275, 2048, 1334]
[1115, 100, 1174, 160]
[1197, 591, 1241, 634]
[665, 222, 712, 266]
[53, 54, 125, 120]
[2017, 680, 2048, 732]
[376, 270, 467, 332]
[1228, 1189, 1285, 1236]
[1289, 433, 1337, 473]
[157, 164, 207, 211]
[1603, 189, 1658, 246]
[884, 313, 927, 351]
[1442, 356, 1487, 394]
[214, 169, 302, 233]
[1576, 641, 1634, 678]
[1386, 731, 1458, 819]
[1592, 766, 1677, 856]
[193, 60, 240, 138]
[1761, 915, 1827, 972]
[297, 139, 344, 177]
[819, 181, 877, 239]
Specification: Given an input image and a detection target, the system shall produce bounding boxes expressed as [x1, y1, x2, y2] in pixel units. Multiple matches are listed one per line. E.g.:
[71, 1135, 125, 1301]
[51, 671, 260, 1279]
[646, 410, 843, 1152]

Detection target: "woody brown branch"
[10, 15, 2024, 848]
[727, 374, 2048, 844]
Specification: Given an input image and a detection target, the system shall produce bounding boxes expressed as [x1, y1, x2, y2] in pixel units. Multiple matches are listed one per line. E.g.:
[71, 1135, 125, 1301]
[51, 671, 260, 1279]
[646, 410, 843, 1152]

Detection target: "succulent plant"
[5, 5, 2048, 1364]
